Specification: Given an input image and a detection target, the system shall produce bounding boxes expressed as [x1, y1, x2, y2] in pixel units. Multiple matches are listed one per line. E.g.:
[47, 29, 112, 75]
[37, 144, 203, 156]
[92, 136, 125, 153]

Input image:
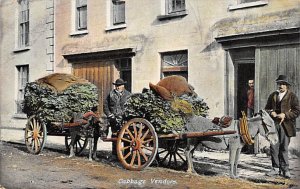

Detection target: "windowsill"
[13, 113, 27, 119]
[69, 30, 89, 36]
[105, 24, 127, 31]
[157, 11, 188, 21]
[228, 1, 268, 11]
[13, 47, 30, 53]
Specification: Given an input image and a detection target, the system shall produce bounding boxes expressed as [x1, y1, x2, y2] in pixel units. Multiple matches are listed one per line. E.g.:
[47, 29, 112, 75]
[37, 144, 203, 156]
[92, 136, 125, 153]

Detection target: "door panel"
[258, 44, 300, 128]
[73, 61, 115, 115]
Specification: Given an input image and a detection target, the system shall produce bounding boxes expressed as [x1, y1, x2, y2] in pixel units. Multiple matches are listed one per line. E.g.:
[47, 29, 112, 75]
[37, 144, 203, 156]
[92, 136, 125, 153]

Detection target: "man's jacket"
[104, 89, 131, 117]
[265, 90, 300, 137]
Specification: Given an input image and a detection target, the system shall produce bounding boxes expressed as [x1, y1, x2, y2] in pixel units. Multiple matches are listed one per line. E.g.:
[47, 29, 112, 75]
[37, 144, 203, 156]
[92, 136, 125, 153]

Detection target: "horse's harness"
[239, 111, 254, 145]
[221, 111, 255, 147]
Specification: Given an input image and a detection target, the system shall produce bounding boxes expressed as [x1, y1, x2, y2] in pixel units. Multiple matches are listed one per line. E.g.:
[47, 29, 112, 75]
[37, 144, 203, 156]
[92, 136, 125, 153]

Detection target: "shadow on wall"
[201, 41, 220, 53]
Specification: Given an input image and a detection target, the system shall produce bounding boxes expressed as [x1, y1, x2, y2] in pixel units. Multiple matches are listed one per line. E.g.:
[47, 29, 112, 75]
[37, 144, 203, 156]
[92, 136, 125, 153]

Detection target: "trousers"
[270, 122, 290, 172]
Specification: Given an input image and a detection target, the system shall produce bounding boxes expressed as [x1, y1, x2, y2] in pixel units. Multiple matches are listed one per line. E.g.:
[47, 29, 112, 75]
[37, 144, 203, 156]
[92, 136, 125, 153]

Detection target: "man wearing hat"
[104, 78, 131, 160]
[265, 75, 300, 178]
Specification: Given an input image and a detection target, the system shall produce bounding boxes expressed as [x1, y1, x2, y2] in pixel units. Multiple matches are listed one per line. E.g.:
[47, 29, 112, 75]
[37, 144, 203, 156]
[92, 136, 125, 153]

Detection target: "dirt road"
[0, 141, 297, 189]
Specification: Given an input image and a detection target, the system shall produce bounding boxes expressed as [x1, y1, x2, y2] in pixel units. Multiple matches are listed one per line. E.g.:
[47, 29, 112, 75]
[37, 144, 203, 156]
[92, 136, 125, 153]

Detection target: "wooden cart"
[25, 115, 235, 171]
[114, 118, 236, 171]
[24, 115, 91, 155]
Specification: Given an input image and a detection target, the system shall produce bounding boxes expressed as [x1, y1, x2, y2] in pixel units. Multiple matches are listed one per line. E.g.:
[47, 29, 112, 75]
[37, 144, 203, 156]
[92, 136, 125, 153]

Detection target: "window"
[16, 65, 29, 114]
[240, 0, 260, 3]
[18, 0, 29, 48]
[112, 0, 125, 25]
[229, 0, 268, 10]
[167, 0, 185, 14]
[116, 58, 131, 92]
[76, 0, 87, 30]
[161, 50, 188, 80]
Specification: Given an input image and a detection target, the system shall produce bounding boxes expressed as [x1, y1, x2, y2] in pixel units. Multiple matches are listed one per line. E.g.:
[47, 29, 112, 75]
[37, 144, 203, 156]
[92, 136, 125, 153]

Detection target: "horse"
[184, 109, 278, 178]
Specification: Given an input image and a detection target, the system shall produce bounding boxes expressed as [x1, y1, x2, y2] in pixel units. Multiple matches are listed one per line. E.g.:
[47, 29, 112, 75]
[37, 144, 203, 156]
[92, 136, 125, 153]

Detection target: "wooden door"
[257, 44, 300, 127]
[73, 61, 115, 115]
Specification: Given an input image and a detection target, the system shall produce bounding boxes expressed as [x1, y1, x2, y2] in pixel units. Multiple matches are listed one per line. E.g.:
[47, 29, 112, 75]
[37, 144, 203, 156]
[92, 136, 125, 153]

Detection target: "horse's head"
[248, 110, 278, 145]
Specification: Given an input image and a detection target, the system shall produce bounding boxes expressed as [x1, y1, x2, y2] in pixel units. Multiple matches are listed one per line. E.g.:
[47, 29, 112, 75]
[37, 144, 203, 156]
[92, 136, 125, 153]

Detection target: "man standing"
[104, 78, 131, 160]
[265, 75, 300, 178]
[246, 79, 255, 118]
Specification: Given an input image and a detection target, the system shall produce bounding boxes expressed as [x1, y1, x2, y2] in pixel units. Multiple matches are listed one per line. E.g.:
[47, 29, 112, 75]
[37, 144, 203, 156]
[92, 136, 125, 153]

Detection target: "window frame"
[76, 0, 87, 31]
[16, 65, 29, 114]
[161, 50, 188, 80]
[112, 0, 125, 25]
[166, 0, 186, 14]
[228, 0, 268, 11]
[18, 0, 29, 48]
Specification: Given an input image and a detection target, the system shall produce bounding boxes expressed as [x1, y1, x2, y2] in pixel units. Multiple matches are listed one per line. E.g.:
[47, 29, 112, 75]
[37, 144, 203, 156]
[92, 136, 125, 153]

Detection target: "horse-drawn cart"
[23, 74, 237, 172]
[23, 73, 99, 155]
[24, 114, 92, 155]
[115, 118, 236, 171]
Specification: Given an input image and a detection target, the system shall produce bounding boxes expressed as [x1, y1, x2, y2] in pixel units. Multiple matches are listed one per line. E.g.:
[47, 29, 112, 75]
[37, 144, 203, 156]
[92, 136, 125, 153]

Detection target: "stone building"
[0, 0, 299, 131]
[0, 0, 54, 128]
[54, 0, 299, 122]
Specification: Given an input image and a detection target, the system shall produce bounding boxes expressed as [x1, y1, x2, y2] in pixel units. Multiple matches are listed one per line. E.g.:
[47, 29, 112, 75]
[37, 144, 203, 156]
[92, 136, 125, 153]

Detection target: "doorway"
[230, 48, 255, 118]
[237, 63, 255, 118]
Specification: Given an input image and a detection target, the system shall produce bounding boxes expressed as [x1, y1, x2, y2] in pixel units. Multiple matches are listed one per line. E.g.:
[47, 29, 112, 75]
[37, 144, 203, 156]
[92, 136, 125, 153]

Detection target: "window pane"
[113, 1, 125, 24]
[78, 6, 87, 29]
[77, 0, 87, 7]
[19, 0, 29, 47]
[240, 0, 259, 3]
[161, 50, 188, 80]
[17, 65, 29, 113]
[169, 0, 185, 13]
[25, 22, 29, 46]
[163, 52, 187, 67]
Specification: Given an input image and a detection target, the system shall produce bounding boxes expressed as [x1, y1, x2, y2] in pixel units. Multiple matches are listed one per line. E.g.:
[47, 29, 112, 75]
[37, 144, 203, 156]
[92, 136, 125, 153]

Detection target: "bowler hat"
[275, 75, 291, 85]
[113, 78, 127, 86]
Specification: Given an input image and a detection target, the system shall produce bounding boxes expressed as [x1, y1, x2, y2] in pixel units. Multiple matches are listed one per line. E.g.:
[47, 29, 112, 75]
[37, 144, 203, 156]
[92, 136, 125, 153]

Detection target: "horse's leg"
[69, 130, 76, 158]
[228, 137, 238, 179]
[88, 137, 93, 161]
[185, 139, 196, 174]
[234, 147, 242, 178]
[92, 133, 99, 161]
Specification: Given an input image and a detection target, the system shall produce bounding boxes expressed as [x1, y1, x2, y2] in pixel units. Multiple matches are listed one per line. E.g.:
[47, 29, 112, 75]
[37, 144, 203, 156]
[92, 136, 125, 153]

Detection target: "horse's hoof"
[230, 174, 239, 179]
[230, 175, 236, 179]
[187, 169, 197, 174]
[88, 158, 93, 161]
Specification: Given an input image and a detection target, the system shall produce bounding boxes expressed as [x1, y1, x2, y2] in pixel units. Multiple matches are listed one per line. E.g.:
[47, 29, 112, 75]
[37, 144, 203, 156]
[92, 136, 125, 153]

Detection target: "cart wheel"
[156, 139, 187, 170]
[117, 118, 158, 171]
[65, 135, 88, 155]
[25, 115, 47, 154]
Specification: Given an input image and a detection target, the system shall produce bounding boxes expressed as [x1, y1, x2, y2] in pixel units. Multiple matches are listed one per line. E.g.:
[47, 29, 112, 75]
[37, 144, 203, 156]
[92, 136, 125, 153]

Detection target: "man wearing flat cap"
[265, 75, 300, 178]
[104, 78, 131, 160]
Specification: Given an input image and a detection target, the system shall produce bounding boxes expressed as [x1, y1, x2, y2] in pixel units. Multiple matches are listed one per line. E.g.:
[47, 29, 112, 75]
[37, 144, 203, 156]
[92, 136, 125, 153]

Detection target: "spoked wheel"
[65, 135, 88, 155]
[156, 139, 187, 170]
[25, 115, 47, 154]
[117, 118, 158, 171]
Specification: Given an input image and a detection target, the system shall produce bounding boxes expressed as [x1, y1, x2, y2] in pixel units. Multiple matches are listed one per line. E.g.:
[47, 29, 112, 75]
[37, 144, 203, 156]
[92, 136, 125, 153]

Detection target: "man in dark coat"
[265, 75, 300, 178]
[104, 78, 131, 160]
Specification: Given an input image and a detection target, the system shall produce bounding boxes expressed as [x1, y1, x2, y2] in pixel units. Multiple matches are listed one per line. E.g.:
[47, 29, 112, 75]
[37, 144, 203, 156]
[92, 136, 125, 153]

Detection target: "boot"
[283, 171, 291, 179]
[266, 168, 280, 176]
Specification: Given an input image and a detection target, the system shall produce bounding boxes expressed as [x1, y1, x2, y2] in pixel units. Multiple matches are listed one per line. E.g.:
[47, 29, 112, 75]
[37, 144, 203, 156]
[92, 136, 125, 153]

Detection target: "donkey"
[68, 109, 106, 161]
[184, 109, 278, 178]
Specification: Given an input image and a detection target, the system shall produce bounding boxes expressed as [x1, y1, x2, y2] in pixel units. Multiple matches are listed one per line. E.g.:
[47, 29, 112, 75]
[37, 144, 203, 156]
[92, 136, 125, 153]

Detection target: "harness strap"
[239, 111, 254, 145]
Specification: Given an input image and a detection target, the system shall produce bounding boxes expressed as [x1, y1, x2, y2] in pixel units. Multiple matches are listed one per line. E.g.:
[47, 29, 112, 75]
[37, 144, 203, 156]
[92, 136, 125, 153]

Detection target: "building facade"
[0, 0, 299, 130]
[0, 0, 54, 128]
[54, 0, 300, 122]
